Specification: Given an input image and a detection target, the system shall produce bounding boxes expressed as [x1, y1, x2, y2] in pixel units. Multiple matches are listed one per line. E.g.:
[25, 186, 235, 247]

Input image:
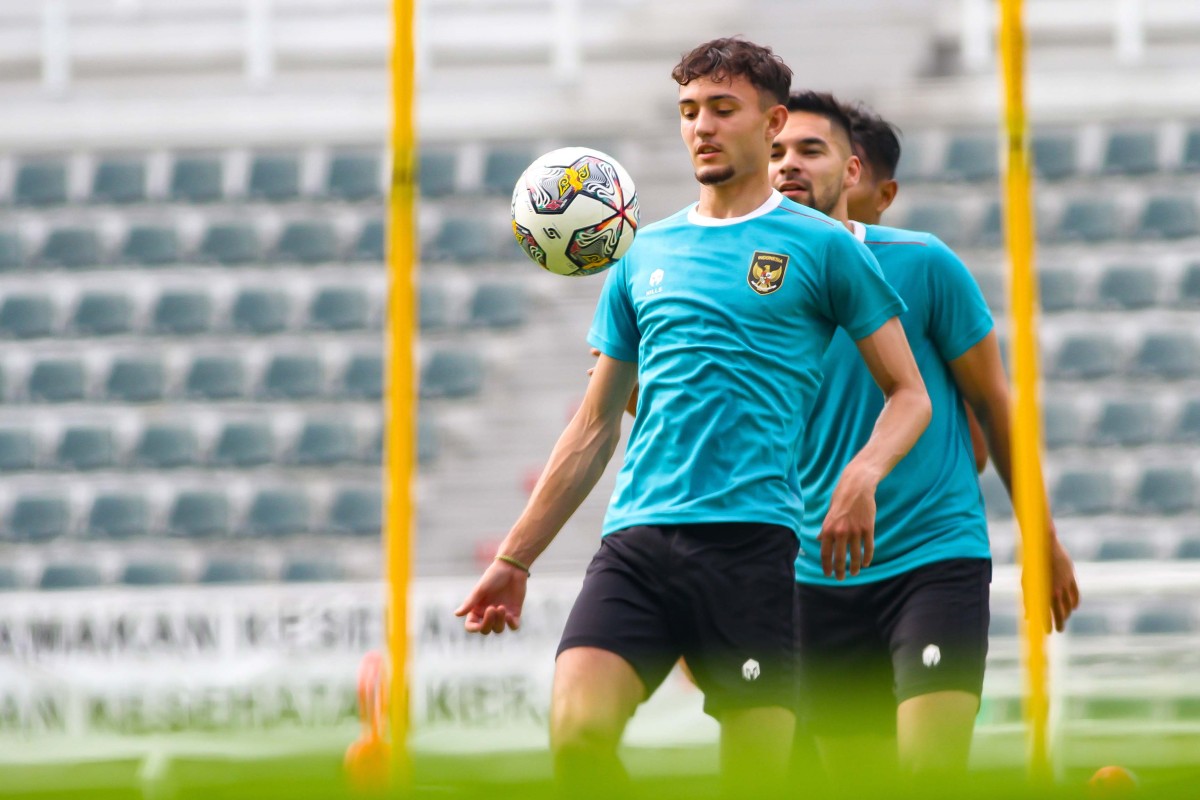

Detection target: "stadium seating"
[418, 150, 457, 197]
[0, 567, 22, 591]
[247, 153, 300, 201]
[975, 202, 1003, 247]
[1102, 130, 1159, 175]
[91, 158, 146, 204]
[292, 419, 356, 466]
[482, 145, 533, 195]
[1180, 262, 1200, 306]
[212, 421, 275, 467]
[1129, 332, 1199, 379]
[427, 215, 501, 264]
[990, 612, 1018, 637]
[308, 287, 370, 331]
[0, 429, 36, 471]
[153, 290, 213, 335]
[902, 202, 964, 247]
[1032, 133, 1078, 180]
[1134, 467, 1196, 515]
[1184, 125, 1200, 172]
[972, 271, 1005, 313]
[421, 350, 484, 398]
[15, 160, 68, 206]
[73, 292, 135, 336]
[420, 285, 450, 331]
[260, 354, 323, 399]
[1132, 607, 1194, 635]
[29, 358, 87, 402]
[232, 288, 290, 334]
[1177, 538, 1200, 560]
[39, 563, 103, 590]
[1043, 399, 1082, 449]
[1096, 265, 1157, 310]
[351, 219, 384, 262]
[1095, 538, 1156, 561]
[0, 294, 56, 338]
[122, 225, 180, 266]
[200, 558, 268, 584]
[341, 354, 382, 400]
[282, 559, 343, 582]
[1138, 196, 1199, 240]
[121, 561, 185, 586]
[328, 486, 382, 536]
[1065, 611, 1112, 636]
[1051, 469, 1116, 516]
[244, 488, 311, 536]
[327, 152, 381, 200]
[1051, 334, 1121, 380]
[980, 470, 1012, 519]
[0, 231, 23, 270]
[106, 357, 166, 403]
[168, 490, 230, 537]
[469, 282, 528, 329]
[40, 227, 102, 269]
[1038, 268, 1078, 313]
[185, 355, 245, 400]
[1055, 199, 1122, 243]
[276, 220, 338, 264]
[87, 493, 149, 538]
[8, 494, 71, 541]
[1177, 400, 1200, 442]
[942, 132, 997, 182]
[1090, 400, 1156, 447]
[199, 223, 260, 265]
[170, 155, 224, 203]
[417, 413, 439, 466]
[134, 424, 199, 469]
[56, 425, 116, 470]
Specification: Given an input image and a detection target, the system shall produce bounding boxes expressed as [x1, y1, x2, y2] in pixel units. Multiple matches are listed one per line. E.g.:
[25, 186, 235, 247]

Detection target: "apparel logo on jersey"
[922, 644, 941, 668]
[646, 268, 665, 296]
[746, 251, 789, 295]
[742, 659, 760, 681]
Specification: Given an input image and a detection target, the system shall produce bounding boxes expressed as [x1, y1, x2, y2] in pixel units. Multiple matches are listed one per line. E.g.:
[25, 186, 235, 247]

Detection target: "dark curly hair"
[841, 101, 903, 180]
[786, 91, 855, 148]
[671, 37, 792, 107]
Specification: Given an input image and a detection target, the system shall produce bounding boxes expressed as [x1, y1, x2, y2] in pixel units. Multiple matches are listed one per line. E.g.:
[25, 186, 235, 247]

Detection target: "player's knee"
[550, 703, 622, 759]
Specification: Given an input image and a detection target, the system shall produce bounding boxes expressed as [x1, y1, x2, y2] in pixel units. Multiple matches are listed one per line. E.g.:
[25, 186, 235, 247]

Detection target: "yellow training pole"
[998, 0, 1052, 783]
[386, 0, 417, 786]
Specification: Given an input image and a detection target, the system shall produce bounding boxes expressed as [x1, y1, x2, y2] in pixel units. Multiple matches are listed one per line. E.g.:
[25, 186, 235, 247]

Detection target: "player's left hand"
[454, 559, 528, 635]
[819, 468, 878, 580]
[1048, 530, 1080, 633]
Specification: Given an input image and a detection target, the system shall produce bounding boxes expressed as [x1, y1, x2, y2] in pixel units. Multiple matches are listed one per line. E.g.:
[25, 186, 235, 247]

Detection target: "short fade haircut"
[671, 37, 792, 108]
[786, 91, 854, 149]
[842, 101, 903, 181]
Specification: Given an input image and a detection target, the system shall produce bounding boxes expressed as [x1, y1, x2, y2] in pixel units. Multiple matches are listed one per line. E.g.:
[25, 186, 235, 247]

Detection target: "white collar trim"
[849, 220, 867, 242]
[687, 190, 783, 227]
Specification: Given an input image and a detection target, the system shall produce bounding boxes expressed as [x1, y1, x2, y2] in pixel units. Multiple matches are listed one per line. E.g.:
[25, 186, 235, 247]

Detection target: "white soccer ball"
[510, 147, 640, 277]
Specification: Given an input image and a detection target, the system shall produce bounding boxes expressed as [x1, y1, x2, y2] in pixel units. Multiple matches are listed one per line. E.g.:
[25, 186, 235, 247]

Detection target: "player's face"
[769, 111, 854, 216]
[678, 75, 782, 187]
[845, 152, 898, 225]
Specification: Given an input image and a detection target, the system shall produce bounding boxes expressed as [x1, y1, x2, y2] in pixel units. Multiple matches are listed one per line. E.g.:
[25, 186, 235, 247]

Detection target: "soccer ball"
[511, 147, 639, 277]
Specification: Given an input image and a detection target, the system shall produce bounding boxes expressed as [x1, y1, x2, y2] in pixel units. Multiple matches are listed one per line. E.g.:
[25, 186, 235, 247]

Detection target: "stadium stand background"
[0, 0, 1198, 772]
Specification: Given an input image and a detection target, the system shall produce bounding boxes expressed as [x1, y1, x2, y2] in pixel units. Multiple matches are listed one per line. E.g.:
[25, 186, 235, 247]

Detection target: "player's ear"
[765, 103, 788, 140]
[844, 155, 863, 192]
[877, 178, 898, 214]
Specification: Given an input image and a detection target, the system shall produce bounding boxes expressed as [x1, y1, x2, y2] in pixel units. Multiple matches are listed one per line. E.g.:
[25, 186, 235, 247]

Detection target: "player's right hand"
[820, 467, 878, 580]
[454, 559, 528, 634]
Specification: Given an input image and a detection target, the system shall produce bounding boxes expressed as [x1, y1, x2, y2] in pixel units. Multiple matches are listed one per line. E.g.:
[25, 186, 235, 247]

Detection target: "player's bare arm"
[948, 330, 1081, 632]
[588, 347, 638, 416]
[455, 354, 638, 634]
[965, 401, 988, 473]
[822, 317, 932, 580]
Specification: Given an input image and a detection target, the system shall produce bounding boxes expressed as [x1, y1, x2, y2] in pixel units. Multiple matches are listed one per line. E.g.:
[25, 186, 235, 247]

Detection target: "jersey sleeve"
[586, 255, 640, 362]
[821, 228, 907, 340]
[924, 237, 994, 362]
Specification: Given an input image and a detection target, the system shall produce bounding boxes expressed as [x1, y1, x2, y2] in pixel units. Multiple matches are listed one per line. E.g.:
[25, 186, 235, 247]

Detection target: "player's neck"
[695, 175, 775, 220]
[829, 196, 852, 230]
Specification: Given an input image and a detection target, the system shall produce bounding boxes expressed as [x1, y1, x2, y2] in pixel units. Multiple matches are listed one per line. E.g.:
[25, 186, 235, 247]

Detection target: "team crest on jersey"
[747, 251, 789, 295]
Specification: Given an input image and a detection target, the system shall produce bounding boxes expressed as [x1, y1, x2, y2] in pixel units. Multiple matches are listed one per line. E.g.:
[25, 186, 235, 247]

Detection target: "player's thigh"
[795, 582, 895, 738]
[896, 689, 979, 770]
[674, 523, 799, 718]
[881, 557, 991, 707]
[551, 646, 645, 747]
[719, 705, 795, 791]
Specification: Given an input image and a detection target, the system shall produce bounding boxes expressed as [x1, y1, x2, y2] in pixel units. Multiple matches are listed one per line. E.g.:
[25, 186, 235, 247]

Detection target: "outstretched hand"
[1048, 533, 1080, 633]
[454, 559, 529, 634]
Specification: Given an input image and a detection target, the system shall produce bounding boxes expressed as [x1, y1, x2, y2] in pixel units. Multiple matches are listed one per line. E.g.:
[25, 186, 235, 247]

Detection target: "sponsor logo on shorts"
[922, 644, 941, 668]
[746, 251, 789, 295]
[742, 659, 760, 681]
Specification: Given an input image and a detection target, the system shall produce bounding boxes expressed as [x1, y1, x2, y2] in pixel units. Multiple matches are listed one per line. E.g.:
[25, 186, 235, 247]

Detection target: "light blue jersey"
[795, 222, 994, 586]
[588, 192, 906, 537]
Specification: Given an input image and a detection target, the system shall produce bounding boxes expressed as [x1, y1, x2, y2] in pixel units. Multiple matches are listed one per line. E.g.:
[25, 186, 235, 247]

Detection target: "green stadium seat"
[91, 158, 145, 204]
[0, 232, 24, 271]
[1179, 263, 1200, 307]
[469, 283, 528, 329]
[87, 493, 149, 539]
[185, 355, 245, 400]
[1130, 332, 1198, 379]
[244, 488, 310, 537]
[341, 353, 382, 399]
[980, 470, 1012, 519]
[73, 291, 135, 336]
[308, 287, 370, 331]
[232, 288, 290, 334]
[1042, 399, 1082, 449]
[1176, 538, 1200, 560]
[9, 494, 70, 541]
[1134, 467, 1195, 515]
[199, 223, 260, 265]
[1055, 199, 1122, 243]
[1132, 607, 1193, 635]
[40, 227, 102, 269]
[420, 285, 450, 331]
[418, 414, 438, 465]
[1065, 611, 1112, 637]
[293, 419, 356, 466]
[482, 145, 533, 195]
[420, 350, 484, 398]
[1051, 469, 1116, 516]
[902, 202, 965, 247]
[1032, 133, 1077, 180]
[200, 558, 267, 584]
[282, 559, 343, 582]
[212, 421, 274, 467]
[0, 294, 55, 339]
[152, 290, 212, 335]
[121, 225, 179, 266]
[56, 426, 116, 470]
[260, 354, 323, 400]
[1097, 265, 1157, 310]
[121, 561, 184, 586]
[942, 133, 998, 182]
[1176, 400, 1200, 443]
[39, 563, 102, 591]
[134, 424, 199, 469]
[1051, 334, 1120, 380]
[329, 486, 382, 536]
[0, 429, 35, 471]
[428, 215, 498, 264]
[276, 220, 338, 264]
[28, 358, 86, 402]
[1138, 196, 1199, 240]
[1091, 400, 1156, 447]
[15, 160, 68, 206]
[351, 219, 384, 262]
[170, 156, 223, 203]
[168, 490, 230, 537]
[327, 152, 381, 200]
[418, 150, 457, 197]
[1102, 130, 1158, 175]
[1038, 268, 1078, 313]
[105, 357, 165, 403]
[247, 154, 300, 201]
[1095, 538, 1156, 561]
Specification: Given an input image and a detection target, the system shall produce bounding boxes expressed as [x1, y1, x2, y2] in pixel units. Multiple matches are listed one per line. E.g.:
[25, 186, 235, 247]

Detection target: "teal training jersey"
[588, 192, 906, 538]
[795, 222, 994, 586]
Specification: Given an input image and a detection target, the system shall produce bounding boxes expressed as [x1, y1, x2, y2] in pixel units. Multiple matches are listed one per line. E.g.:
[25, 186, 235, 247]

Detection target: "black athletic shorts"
[557, 522, 799, 718]
[796, 557, 991, 737]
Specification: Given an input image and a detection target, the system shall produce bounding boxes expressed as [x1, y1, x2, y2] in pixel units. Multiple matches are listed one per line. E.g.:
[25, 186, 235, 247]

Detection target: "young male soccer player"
[455, 40, 932, 797]
[769, 92, 1080, 784]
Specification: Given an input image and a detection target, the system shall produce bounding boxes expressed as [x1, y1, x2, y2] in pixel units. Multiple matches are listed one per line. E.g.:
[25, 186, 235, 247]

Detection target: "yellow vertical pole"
[997, 0, 1052, 783]
[387, 0, 417, 786]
